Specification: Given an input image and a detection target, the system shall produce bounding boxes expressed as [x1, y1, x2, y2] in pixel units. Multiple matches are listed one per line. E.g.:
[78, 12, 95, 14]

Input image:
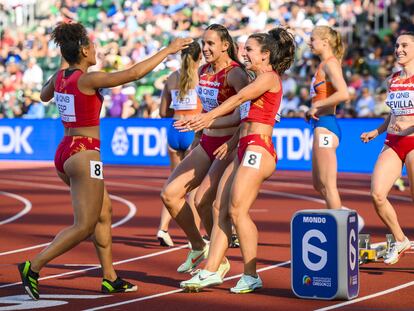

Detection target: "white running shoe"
[177, 244, 209, 273]
[230, 274, 263, 294]
[157, 230, 174, 247]
[217, 257, 230, 278]
[180, 269, 222, 292]
[384, 236, 411, 265]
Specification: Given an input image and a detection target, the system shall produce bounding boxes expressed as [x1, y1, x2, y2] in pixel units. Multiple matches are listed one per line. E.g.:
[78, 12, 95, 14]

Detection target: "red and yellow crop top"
[197, 61, 240, 113]
[54, 69, 103, 128]
[242, 71, 283, 127]
[386, 71, 414, 116]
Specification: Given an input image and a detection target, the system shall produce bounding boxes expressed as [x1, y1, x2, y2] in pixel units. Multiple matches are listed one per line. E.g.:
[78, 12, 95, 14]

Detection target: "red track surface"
[0, 162, 413, 310]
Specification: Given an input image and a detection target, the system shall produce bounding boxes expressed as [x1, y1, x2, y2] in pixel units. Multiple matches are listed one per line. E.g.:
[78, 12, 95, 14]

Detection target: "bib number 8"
[242, 151, 262, 169]
[90, 161, 104, 179]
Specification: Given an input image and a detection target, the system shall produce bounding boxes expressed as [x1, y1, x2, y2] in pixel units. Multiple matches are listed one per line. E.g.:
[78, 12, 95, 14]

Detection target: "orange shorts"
[54, 136, 101, 173]
[237, 134, 277, 163]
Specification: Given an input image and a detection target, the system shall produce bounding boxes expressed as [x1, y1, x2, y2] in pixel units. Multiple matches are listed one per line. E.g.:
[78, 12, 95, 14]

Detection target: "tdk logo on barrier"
[0, 126, 33, 154]
[111, 126, 167, 157]
[303, 216, 326, 224]
[272, 128, 313, 161]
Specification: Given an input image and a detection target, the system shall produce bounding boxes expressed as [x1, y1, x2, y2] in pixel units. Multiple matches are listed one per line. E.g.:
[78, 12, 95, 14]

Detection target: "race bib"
[170, 89, 198, 110]
[385, 90, 414, 116]
[309, 76, 317, 98]
[242, 150, 262, 169]
[239, 101, 251, 120]
[319, 134, 333, 148]
[90, 160, 104, 179]
[196, 85, 219, 112]
[54, 91, 76, 122]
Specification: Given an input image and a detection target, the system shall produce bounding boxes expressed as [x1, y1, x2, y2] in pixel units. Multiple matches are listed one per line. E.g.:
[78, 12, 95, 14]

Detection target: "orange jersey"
[310, 57, 337, 104]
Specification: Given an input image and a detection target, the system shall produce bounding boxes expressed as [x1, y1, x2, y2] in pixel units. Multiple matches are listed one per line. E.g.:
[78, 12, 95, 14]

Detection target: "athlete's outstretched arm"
[81, 38, 192, 90]
[184, 72, 277, 131]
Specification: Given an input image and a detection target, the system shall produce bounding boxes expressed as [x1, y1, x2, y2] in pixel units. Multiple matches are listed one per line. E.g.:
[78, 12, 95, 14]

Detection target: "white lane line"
[314, 280, 414, 311]
[0, 191, 32, 226]
[84, 260, 291, 311]
[266, 181, 412, 202]
[0, 180, 137, 257]
[0, 245, 188, 289]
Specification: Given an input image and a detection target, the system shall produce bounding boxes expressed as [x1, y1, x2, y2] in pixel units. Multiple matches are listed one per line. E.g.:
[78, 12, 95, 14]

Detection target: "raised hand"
[167, 37, 194, 54]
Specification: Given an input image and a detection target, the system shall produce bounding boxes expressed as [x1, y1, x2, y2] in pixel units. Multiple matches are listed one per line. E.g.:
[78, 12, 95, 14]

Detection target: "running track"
[0, 162, 413, 310]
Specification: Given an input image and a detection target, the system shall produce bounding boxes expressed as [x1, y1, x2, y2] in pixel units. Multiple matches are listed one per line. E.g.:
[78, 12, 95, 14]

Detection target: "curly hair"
[51, 22, 90, 65]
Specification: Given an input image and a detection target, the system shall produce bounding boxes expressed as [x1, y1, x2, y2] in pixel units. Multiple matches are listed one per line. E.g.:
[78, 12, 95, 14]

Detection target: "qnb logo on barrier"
[302, 229, 328, 271]
[0, 126, 33, 154]
[111, 126, 167, 157]
[273, 128, 313, 160]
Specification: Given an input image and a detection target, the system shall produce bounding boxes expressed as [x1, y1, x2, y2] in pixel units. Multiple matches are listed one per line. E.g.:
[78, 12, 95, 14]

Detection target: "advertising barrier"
[291, 209, 359, 300]
[0, 118, 387, 173]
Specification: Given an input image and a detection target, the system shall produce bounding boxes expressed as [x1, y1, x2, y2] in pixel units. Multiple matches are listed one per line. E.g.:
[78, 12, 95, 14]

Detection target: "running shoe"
[230, 274, 262, 294]
[157, 230, 174, 247]
[101, 277, 138, 293]
[217, 257, 230, 278]
[384, 236, 411, 265]
[180, 269, 222, 292]
[177, 244, 209, 273]
[229, 234, 240, 248]
[394, 178, 406, 192]
[18, 261, 39, 300]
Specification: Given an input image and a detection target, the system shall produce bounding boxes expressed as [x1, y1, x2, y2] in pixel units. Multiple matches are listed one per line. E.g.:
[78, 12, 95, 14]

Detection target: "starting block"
[358, 234, 395, 264]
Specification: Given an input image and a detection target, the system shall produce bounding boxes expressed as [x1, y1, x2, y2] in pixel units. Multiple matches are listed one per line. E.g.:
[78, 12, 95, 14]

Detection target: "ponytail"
[313, 26, 345, 61]
[178, 40, 201, 100]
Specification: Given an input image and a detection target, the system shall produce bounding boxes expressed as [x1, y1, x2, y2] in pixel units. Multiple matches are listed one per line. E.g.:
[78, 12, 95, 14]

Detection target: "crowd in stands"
[0, 0, 413, 120]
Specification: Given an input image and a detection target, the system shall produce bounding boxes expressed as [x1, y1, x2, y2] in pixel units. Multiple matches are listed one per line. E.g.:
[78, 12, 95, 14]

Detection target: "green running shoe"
[101, 277, 138, 293]
[18, 261, 39, 300]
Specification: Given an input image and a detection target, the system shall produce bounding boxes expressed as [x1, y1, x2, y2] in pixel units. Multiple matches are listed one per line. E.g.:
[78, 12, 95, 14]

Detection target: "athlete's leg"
[92, 187, 117, 281]
[230, 146, 275, 276]
[159, 147, 183, 232]
[195, 152, 235, 237]
[30, 150, 104, 272]
[312, 127, 341, 209]
[204, 159, 238, 272]
[371, 146, 405, 241]
[161, 145, 210, 250]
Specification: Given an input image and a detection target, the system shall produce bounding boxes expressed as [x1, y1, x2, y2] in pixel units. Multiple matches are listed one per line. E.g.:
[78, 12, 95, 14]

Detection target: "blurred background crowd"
[0, 0, 413, 120]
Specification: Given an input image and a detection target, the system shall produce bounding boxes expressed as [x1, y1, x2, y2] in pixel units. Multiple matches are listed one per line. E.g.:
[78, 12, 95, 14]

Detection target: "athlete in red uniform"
[179, 27, 295, 293]
[361, 32, 414, 265]
[161, 24, 249, 275]
[17, 21, 192, 300]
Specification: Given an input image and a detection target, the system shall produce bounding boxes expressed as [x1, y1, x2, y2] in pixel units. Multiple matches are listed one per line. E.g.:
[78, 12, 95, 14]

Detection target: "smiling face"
[309, 31, 327, 56]
[395, 34, 414, 67]
[241, 37, 269, 72]
[201, 29, 229, 64]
